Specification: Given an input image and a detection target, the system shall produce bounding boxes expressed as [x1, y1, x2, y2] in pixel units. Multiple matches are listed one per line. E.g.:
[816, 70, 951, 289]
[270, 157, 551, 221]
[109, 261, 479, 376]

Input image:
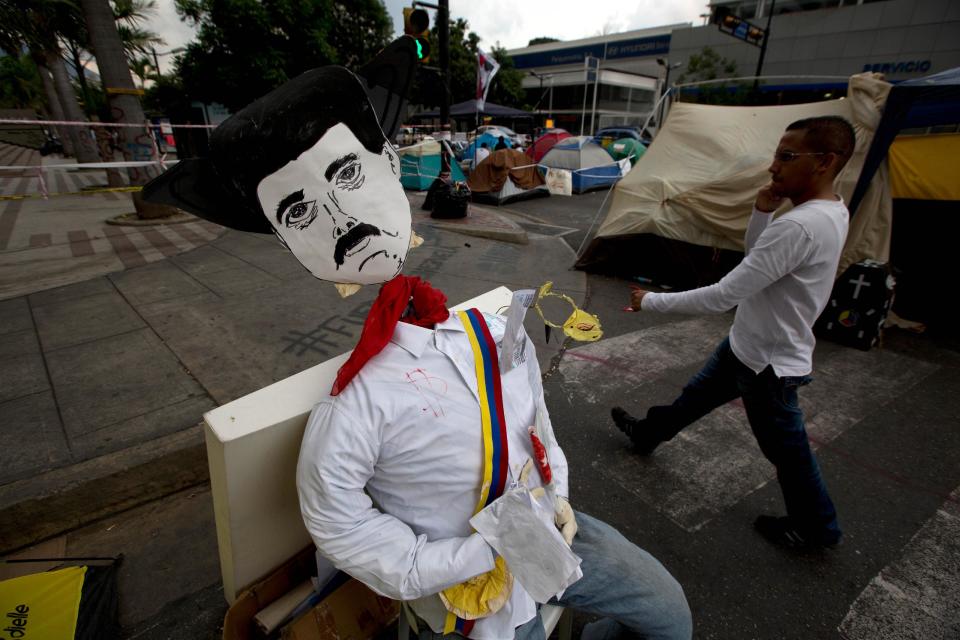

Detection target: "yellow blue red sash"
[444, 309, 510, 635]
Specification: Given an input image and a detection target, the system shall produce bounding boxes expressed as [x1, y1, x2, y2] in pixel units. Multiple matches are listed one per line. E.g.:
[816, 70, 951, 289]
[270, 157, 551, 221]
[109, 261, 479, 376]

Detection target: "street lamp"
[528, 70, 554, 129]
[655, 58, 683, 131]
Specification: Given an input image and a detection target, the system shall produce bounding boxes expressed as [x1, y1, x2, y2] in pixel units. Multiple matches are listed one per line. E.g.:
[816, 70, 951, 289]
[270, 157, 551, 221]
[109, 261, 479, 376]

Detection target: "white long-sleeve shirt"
[642, 198, 849, 377]
[297, 312, 568, 640]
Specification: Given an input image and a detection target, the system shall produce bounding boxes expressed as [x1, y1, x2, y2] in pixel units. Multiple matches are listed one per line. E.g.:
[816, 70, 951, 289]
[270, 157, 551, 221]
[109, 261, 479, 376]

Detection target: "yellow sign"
[106, 87, 146, 96]
[545, 118, 555, 129]
[0, 566, 86, 640]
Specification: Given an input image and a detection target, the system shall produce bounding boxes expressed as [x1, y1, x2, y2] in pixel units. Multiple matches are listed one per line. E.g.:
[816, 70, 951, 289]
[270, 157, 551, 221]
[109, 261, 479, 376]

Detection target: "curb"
[0, 432, 210, 555]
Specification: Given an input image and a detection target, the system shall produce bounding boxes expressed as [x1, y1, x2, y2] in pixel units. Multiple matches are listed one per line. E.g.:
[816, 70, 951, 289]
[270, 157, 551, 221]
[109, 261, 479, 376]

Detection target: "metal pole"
[589, 60, 600, 134]
[752, 0, 776, 93]
[549, 77, 553, 121]
[151, 47, 161, 81]
[580, 58, 590, 136]
[439, 0, 450, 130]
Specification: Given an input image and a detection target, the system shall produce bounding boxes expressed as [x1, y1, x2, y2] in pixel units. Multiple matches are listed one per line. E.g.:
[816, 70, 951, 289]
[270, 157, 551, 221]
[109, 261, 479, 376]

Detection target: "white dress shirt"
[642, 198, 849, 377]
[297, 312, 569, 640]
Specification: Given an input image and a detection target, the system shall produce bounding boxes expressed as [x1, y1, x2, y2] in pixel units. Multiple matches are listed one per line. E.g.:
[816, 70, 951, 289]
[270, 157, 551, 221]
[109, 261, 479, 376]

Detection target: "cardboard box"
[281, 578, 398, 640]
[223, 545, 398, 640]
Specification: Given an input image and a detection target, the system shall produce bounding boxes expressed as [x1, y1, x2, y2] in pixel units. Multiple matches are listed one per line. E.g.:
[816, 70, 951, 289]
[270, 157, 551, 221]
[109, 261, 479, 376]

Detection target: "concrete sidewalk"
[2, 169, 959, 639]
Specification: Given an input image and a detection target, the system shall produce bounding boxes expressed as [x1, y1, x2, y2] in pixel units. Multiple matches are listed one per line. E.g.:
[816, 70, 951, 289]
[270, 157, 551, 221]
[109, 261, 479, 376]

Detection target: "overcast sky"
[151, 0, 710, 74]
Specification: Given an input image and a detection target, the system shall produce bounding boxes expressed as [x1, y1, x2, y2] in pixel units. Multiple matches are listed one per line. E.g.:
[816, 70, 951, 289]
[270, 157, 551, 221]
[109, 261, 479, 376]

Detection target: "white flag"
[476, 49, 501, 112]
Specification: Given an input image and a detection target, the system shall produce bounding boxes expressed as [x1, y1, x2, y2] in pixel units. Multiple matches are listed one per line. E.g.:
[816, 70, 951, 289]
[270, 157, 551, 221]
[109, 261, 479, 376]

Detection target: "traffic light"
[403, 7, 431, 63]
[713, 6, 765, 47]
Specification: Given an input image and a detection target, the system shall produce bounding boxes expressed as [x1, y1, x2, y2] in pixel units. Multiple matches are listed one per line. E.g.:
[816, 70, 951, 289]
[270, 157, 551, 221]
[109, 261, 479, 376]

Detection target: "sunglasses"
[774, 151, 830, 162]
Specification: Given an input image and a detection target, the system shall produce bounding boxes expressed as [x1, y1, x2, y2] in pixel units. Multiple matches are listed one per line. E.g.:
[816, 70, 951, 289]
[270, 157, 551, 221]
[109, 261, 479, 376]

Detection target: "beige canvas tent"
[576, 73, 893, 287]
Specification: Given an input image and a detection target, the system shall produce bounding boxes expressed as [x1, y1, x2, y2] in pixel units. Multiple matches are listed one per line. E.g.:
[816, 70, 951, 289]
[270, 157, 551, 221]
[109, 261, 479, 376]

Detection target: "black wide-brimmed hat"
[143, 37, 419, 233]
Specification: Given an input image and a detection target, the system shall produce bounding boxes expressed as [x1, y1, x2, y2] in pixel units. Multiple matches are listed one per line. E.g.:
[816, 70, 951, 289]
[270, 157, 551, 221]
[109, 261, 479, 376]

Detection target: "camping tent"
[576, 73, 894, 289]
[844, 67, 960, 328]
[608, 138, 646, 166]
[526, 130, 571, 163]
[850, 66, 960, 215]
[885, 132, 960, 326]
[399, 140, 467, 190]
[467, 148, 548, 205]
[463, 132, 513, 161]
[540, 136, 621, 193]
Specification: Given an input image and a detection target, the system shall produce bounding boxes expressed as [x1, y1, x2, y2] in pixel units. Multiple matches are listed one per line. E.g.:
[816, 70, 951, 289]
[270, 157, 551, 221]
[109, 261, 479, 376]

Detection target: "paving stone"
[45, 328, 208, 442]
[0, 390, 72, 485]
[28, 276, 114, 308]
[0, 297, 32, 335]
[171, 244, 247, 277]
[186, 261, 280, 298]
[0, 330, 48, 403]
[33, 290, 145, 352]
[110, 260, 208, 306]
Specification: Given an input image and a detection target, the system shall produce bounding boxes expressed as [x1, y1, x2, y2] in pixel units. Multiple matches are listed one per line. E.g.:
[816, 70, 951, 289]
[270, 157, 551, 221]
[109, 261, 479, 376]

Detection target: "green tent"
[399, 140, 467, 190]
[607, 138, 646, 166]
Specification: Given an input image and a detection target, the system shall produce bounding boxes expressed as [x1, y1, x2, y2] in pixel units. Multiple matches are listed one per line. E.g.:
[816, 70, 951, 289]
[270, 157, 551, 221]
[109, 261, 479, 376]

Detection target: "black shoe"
[753, 515, 842, 551]
[611, 406, 662, 455]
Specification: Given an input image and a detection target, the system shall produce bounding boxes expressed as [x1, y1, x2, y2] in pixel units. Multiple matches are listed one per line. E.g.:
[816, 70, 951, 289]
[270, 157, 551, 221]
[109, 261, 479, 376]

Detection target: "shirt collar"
[389, 314, 466, 358]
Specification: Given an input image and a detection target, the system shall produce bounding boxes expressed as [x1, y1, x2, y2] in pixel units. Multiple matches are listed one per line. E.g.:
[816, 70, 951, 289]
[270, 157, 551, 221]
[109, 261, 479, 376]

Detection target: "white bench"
[205, 286, 570, 637]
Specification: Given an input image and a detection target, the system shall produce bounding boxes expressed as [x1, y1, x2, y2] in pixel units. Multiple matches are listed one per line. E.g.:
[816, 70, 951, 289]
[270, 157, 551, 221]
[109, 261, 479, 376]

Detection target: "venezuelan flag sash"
[443, 309, 511, 636]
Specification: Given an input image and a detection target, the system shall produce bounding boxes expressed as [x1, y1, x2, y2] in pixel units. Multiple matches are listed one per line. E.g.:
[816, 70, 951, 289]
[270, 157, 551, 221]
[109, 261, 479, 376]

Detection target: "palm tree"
[80, 0, 176, 218]
[0, 0, 100, 162]
[60, 0, 164, 113]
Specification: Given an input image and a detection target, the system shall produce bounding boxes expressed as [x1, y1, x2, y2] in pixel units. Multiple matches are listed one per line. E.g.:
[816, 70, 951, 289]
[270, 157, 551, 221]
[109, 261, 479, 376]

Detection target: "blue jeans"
[646, 337, 840, 542]
[417, 512, 692, 640]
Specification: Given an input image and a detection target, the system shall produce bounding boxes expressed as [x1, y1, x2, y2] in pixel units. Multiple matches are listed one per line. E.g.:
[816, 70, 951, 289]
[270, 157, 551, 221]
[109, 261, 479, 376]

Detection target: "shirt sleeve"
[522, 328, 569, 499]
[745, 207, 774, 253]
[641, 218, 813, 316]
[297, 401, 495, 601]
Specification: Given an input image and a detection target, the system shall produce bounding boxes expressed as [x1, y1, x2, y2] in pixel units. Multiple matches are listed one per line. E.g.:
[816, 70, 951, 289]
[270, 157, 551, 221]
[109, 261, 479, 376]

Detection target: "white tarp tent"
[580, 73, 893, 277]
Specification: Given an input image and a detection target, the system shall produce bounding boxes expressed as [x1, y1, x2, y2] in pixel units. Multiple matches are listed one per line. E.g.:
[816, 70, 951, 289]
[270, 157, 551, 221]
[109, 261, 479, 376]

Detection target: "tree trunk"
[69, 43, 92, 112]
[35, 61, 75, 157]
[44, 49, 100, 163]
[81, 0, 177, 219]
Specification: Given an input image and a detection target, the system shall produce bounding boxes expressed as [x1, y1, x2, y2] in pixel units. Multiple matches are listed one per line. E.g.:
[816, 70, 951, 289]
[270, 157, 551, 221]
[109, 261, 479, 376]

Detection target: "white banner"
[476, 49, 501, 112]
[545, 168, 572, 196]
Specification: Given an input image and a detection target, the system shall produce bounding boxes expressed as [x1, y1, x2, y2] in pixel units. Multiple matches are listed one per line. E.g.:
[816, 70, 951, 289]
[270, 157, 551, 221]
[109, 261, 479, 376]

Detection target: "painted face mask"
[142, 45, 418, 287]
[256, 122, 409, 284]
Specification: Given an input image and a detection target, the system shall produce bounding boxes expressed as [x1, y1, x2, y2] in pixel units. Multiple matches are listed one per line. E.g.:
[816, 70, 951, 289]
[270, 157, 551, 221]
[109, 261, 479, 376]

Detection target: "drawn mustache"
[334, 223, 381, 267]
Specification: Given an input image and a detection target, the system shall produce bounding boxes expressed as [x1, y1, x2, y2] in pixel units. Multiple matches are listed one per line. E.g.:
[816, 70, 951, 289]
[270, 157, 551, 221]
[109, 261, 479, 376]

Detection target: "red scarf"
[331, 275, 450, 395]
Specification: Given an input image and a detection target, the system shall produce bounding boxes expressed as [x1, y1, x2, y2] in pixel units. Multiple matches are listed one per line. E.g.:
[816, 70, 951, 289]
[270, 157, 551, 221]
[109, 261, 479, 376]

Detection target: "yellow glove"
[439, 555, 512, 620]
[555, 497, 577, 546]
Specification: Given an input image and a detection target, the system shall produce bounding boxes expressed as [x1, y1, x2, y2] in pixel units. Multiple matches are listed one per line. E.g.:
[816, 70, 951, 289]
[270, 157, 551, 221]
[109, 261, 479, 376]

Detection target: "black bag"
[431, 182, 470, 219]
[815, 260, 894, 350]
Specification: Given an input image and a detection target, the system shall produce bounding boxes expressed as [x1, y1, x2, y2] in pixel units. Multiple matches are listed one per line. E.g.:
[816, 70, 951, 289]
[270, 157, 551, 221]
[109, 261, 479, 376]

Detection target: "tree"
[328, 0, 392, 69]
[60, 0, 164, 114]
[81, 0, 175, 218]
[0, 53, 45, 111]
[674, 46, 748, 105]
[0, 0, 100, 161]
[487, 46, 526, 109]
[527, 37, 559, 46]
[173, 0, 391, 112]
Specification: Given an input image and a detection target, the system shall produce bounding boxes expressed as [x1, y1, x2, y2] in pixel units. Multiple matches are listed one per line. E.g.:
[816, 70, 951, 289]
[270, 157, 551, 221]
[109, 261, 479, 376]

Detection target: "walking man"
[613, 116, 856, 551]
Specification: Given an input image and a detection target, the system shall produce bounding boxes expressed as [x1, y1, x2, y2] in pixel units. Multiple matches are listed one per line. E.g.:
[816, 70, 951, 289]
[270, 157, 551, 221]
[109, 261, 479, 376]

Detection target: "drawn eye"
[336, 161, 364, 190]
[283, 200, 317, 230]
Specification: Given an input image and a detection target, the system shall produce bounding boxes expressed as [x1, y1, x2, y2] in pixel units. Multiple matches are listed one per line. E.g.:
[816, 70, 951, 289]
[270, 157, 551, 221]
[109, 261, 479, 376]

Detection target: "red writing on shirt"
[405, 368, 448, 417]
